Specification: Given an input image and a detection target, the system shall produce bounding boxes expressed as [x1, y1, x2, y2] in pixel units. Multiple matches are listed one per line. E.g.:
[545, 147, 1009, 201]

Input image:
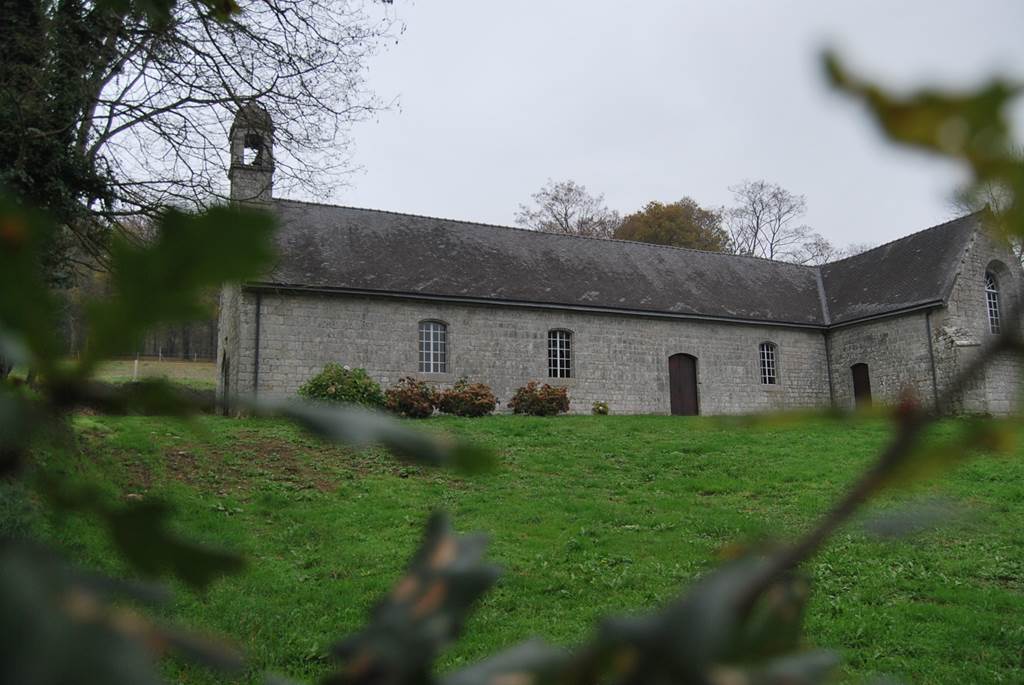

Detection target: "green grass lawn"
[93, 358, 217, 390]
[20, 414, 1024, 684]
[10, 358, 217, 390]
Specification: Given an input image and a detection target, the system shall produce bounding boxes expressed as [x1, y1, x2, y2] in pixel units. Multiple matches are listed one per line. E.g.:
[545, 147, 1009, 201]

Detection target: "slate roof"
[819, 213, 978, 325]
[254, 199, 981, 329]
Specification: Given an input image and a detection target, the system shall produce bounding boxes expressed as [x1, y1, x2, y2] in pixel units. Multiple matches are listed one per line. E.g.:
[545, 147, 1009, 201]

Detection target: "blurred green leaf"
[324, 512, 501, 685]
[50, 378, 213, 416]
[824, 53, 1019, 162]
[0, 197, 65, 373]
[442, 640, 567, 685]
[0, 542, 164, 685]
[81, 206, 275, 373]
[105, 499, 245, 590]
[590, 557, 771, 681]
[862, 497, 967, 540]
[824, 52, 1024, 241]
[0, 542, 243, 684]
[0, 387, 33, 477]
[710, 650, 840, 685]
[258, 399, 497, 473]
[726, 573, 811, 663]
[883, 417, 1019, 487]
[43, 482, 244, 591]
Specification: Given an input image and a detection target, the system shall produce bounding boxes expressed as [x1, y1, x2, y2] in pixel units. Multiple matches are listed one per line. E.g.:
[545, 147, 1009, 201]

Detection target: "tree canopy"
[0, 0, 392, 281]
[514, 179, 621, 238]
[613, 197, 729, 251]
[725, 180, 843, 264]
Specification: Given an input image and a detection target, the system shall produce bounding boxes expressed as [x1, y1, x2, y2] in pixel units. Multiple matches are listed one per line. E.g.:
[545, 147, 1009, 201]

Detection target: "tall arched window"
[985, 271, 1001, 334]
[548, 329, 572, 378]
[758, 342, 778, 385]
[418, 320, 447, 373]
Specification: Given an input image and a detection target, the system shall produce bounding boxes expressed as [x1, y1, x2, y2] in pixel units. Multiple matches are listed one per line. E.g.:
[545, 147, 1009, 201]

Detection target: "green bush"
[437, 379, 497, 417]
[385, 377, 438, 418]
[297, 363, 385, 408]
[592, 400, 609, 415]
[508, 381, 570, 416]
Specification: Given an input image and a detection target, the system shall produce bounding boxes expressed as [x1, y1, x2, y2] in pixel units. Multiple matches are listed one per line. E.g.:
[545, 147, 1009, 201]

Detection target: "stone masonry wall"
[826, 311, 937, 410]
[229, 291, 831, 415]
[938, 228, 1023, 413]
[214, 226, 1023, 416]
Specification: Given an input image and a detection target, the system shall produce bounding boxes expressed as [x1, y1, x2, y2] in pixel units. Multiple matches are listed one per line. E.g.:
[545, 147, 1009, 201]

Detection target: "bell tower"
[228, 101, 274, 203]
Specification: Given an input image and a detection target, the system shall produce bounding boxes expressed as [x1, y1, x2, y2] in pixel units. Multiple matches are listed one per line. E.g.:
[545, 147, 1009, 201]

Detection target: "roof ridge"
[271, 197, 818, 269]
[821, 209, 984, 268]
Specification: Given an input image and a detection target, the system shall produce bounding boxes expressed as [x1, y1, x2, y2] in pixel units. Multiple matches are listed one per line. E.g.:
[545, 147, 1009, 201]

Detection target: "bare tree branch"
[515, 179, 622, 239]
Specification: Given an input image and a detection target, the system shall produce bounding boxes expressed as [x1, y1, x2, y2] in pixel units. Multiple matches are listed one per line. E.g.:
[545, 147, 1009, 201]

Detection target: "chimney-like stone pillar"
[228, 101, 274, 204]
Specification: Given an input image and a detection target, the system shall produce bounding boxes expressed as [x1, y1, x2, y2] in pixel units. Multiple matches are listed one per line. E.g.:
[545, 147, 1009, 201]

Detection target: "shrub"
[438, 379, 497, 417]
[385, 377, 438, 418]
[508, 381, 570, 416]
[592, 400, 609, 415]
[297, 363, 384, 408]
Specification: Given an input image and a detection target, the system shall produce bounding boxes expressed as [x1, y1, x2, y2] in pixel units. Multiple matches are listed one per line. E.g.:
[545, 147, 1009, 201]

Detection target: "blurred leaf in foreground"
[259, 399, 497, 473]
[82, 206, 276, 374]
[442, 640, 567, 685]
[862, 497, 968, 540]
[44, 483, 244, 591]
[0, 542, 243, 685]
[824, 52, 1024, 241]
[0, 196, 65, 373]
[324, 513, 501, 685]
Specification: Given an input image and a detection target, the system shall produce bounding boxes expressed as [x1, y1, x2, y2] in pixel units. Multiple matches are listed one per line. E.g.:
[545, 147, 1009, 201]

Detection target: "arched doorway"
[851, 363, 871, 407]
[668, 353, 699, 416]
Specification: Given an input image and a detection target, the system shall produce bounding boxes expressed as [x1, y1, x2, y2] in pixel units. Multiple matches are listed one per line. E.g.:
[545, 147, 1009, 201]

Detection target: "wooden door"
[219, 353, 231, 416]
[669, 353, 699, 416]
[851, 363, 871, 407]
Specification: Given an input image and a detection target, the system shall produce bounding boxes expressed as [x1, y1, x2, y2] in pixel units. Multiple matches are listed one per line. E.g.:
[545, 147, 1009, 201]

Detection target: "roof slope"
[262, 200, 826, 326]
[259, 200, 981, 329]
[819, 213, 978, 325]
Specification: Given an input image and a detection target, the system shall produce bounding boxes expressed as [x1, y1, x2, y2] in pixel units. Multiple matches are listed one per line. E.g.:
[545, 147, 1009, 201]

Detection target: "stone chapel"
[217, 103, 1023, 415]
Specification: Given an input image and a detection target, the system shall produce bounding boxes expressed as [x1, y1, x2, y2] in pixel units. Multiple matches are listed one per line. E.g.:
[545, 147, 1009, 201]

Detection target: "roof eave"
[826, 300, 946, 329]
[243, 281, 829, 330]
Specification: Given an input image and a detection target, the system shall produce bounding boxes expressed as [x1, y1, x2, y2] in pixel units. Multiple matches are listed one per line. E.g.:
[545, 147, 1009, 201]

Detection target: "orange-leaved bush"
[437, 379, 497, 417]
[508, 381, 569, 416]
[385, 377, 438, 418]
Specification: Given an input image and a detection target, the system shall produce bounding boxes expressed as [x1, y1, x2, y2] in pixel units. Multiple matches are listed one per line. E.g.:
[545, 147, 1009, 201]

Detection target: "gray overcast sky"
[334, 1, 1024, 249]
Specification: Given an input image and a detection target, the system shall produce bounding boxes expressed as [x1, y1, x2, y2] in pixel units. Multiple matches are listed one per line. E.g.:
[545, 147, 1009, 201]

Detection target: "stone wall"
[214, 227, 1024, 416]
[824, 226, 1023, 415]
[826, 311, 937, 410]
[938, 227, 1023, 413]
[222, 290, 831, 415]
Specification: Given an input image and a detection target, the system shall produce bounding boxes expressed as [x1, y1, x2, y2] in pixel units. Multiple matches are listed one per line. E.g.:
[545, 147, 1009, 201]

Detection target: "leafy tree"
[514, 179, 621, 238]
[613, 197, 729, 251]
[3, 1, 1024, 681]
[0, 0, 392, 282]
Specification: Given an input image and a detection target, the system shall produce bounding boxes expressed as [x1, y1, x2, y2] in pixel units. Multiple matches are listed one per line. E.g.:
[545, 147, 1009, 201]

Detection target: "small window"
[985, 272, 1001, 334]
[759, 342, 778, 385]
[548, 330, 572, 378]
[418, 320, 447, 373]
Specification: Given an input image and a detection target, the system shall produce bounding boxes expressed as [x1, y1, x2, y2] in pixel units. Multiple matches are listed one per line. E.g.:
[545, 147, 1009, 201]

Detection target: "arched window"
[418, 320, 447, 373]
[985, 271, 1001, 334]
[548, 329, 572, 378]
[758, 342, 778, 385]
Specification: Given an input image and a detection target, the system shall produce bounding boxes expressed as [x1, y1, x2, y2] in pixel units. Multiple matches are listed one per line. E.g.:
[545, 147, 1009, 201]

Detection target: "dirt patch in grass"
[77, 419, 455, 497]
[158, 434, 420, 496]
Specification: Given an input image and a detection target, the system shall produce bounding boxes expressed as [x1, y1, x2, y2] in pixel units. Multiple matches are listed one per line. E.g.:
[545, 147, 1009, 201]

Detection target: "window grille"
[418, 321, 447, 373]
[548, 330, 572, 378]
[986, 272, 1001, 334]
[759, 342, 778, 385]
